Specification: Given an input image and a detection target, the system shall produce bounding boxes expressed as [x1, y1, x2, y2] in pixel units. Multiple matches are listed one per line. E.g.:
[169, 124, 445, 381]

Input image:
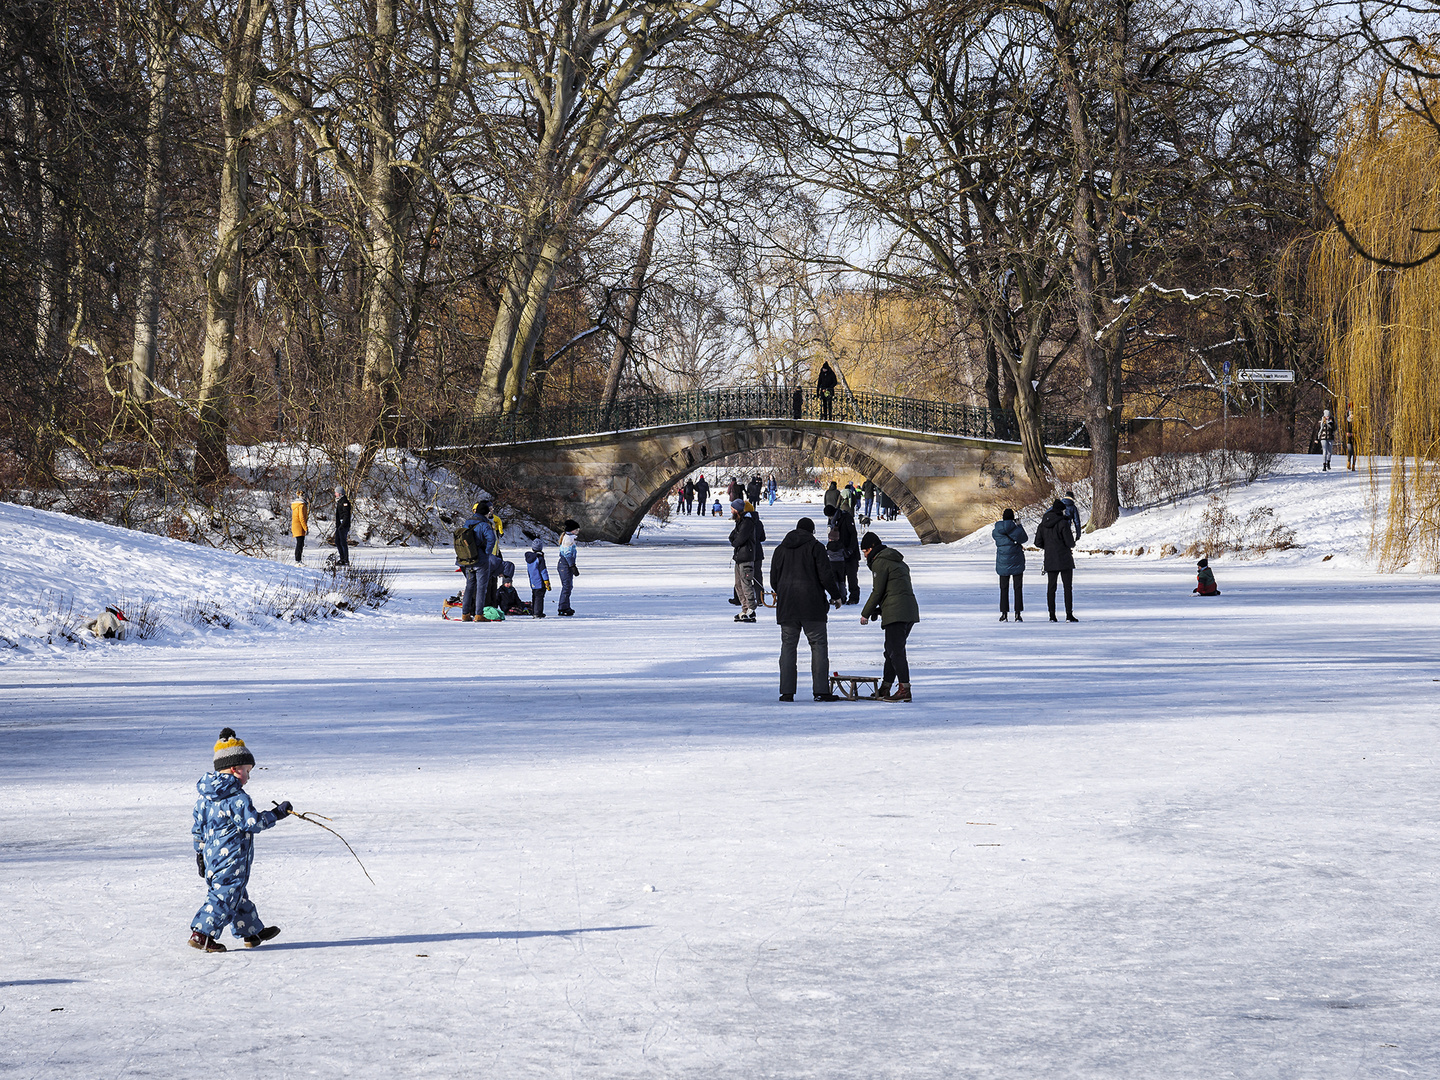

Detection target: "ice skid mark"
[264, 926, 649, 952]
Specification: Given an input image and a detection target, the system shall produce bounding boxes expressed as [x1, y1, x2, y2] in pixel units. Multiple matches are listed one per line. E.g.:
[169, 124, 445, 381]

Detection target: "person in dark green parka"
[858, 531, 919, 702]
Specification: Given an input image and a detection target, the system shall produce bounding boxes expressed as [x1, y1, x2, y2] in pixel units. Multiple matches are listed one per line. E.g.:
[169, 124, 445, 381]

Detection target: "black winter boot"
[243, 926, 281, 948]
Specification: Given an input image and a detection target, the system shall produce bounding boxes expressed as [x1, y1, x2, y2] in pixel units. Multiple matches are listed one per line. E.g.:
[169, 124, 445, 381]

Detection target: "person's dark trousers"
[1000, 573, 1023, 613]
[557, 559, 574, 612]
[484, 554, 504, 609]
[844, 557, 861, 604]
[792, 389, 803, 419]
[820, 393, 833, 420]
[294, 536, 305, 562]
[335, 528, 349, 566]
[881, 621, 914, 687]
[779, 621, 830, 697]
[531, 588, 545, 616]
[1046, 568, 1074, 618]
[828, 560, 848, 603]
[461, 565, 479, 617]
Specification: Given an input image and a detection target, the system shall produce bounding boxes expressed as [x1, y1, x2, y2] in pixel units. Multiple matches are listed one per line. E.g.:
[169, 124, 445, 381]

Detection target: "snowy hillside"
[0, 501, 371, 658]
[958, 453, 1393, 572]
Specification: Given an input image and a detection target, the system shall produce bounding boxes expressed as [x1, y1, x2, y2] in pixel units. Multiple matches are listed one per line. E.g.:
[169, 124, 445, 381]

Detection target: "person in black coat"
[694, 475, 710, 510]
[769, 518, 844, 701]
[729, 500, 759, 621]
[816, 361, 838, 420]
[1035, 499, 1078, 622]
[824, 502, 861, 604]
[333, 486, 352, 566]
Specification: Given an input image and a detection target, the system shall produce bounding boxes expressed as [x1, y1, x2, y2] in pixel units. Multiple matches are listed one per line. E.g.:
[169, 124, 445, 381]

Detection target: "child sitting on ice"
[1193, 557, 1220, 596]
[495, 562, 530, 616]
[525, 539, 551, 617]
[711, 498, 723, 516]
[189, 729, 292, 952]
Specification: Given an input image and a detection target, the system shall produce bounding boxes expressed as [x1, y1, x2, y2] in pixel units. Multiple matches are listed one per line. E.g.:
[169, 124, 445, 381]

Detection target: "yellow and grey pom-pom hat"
[213, 728, 255, 771]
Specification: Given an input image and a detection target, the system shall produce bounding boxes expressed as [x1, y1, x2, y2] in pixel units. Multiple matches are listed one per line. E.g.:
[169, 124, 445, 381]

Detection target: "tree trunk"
[1054, 12, 1118, 529]
[195, 0, 272, 486]
[129, 4, 175, 410]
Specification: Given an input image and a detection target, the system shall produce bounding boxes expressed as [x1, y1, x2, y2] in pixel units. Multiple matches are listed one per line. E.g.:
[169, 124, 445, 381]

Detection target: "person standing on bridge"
[694, 475, 710, 515]
[816, 361, 838, 420]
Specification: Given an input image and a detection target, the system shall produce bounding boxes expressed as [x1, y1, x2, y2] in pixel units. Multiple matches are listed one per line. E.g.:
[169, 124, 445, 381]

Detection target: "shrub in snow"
[1185, 495, 1298, 559]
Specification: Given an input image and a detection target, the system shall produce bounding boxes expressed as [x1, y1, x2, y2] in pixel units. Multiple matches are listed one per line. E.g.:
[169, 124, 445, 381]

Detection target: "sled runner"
[829, 673, 882, 700]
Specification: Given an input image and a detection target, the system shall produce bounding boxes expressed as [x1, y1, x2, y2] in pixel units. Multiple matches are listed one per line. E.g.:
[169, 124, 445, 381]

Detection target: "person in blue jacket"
[525, 538, 552, 617]
[1060, 491, 1084, 541]
[992, 508, 1028, 621]
[190, 729, 291, 952]
[459, 501, 498, 620]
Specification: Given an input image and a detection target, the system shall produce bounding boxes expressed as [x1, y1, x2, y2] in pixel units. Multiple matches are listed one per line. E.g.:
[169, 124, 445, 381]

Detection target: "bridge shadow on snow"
[263, 924, 651, 952]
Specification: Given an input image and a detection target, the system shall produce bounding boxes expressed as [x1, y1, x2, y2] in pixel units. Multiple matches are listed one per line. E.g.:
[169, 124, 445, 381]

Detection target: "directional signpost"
[1234, 369, 1294, 416]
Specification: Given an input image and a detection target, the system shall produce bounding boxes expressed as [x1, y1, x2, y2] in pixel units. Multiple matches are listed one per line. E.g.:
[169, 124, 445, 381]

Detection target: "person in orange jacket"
[290, 491, 309, 563]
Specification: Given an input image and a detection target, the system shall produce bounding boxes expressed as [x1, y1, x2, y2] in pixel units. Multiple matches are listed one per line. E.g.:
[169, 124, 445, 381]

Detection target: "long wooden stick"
[277, 802, 375, 885]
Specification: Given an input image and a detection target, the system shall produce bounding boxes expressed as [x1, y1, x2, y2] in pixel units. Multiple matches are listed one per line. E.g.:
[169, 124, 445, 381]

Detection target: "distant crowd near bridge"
[424, 387, 1091, 450]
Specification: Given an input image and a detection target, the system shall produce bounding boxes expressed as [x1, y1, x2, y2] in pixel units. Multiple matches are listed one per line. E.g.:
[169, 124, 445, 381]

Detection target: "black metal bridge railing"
[424, 387, 1090, 450]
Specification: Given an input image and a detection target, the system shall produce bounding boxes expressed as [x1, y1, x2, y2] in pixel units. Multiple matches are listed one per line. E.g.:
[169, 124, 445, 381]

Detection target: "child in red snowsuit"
[1193, 558, 1220, 596]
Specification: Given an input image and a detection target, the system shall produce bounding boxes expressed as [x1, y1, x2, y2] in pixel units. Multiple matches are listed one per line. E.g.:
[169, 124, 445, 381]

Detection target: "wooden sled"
[830, 673, 882, 700]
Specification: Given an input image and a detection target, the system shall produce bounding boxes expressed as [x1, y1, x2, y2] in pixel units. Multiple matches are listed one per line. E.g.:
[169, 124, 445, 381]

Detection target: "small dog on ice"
[84, 606, 127, 638]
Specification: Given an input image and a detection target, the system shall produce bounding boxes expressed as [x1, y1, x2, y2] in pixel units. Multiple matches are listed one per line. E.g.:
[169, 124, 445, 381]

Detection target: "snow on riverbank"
[2, 463, 1438, 1078]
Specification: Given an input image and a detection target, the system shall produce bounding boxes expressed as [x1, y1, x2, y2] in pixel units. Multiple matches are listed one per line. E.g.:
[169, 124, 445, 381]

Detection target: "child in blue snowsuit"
[525, 538, 551, 617]
[189, 728, 292, 952]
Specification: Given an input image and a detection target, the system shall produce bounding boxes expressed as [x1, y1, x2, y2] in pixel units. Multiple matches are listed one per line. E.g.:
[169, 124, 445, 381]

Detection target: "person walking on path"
[824, 502, 861, 604]
[1036, 499, 1078, 622]
[189, 728, 291, 952]
[684, 478, 696, 514]
[1060, 491, 1083, 541]
[730, 499, 759, 622]
[1344, 410, 1357, 471]
[556, 518, 580, 615]
[694, 475, 710, 512]
[858, 532, 919, 702]
[823, 480, 841, 514]
[992, 508, 1027, 621]
[747, 475, 763, 506]
[1317, 409, 1337, 471]
[333, 486, 352, 566]
[771, 517, 845, 701]
[290, 491, 309, 563]
[816, 361, 838, 420]
[768, 475, 778, 505]
[862, 478, 875, 520]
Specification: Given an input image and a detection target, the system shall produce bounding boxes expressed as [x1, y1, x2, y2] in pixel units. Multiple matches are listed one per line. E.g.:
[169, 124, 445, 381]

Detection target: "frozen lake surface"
[3, 461, 1437, 1077]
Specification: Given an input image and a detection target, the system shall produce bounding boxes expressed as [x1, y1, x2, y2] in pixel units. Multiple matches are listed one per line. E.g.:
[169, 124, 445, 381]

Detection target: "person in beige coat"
[290, 492, 309, 563]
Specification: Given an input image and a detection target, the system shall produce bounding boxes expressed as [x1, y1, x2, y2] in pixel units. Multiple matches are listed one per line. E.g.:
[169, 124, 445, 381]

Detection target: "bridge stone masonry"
[431, 389, 1091, 544]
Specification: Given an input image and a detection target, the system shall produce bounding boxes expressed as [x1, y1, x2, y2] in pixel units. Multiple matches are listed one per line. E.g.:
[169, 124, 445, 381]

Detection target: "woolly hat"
[730, 498, 745, 512]
[1002, 508, 1015, 520]
[797, 517, 815, 534]
[1197, 557, 1209, 568]
[563, 518, 580, 531]
[530, 538, 544, 552]
[473, 499, 490, 514]
[860, 531, 882, 552]
[502, 560, 515, 580]
[823, 503, 837, 517]
[213, 727, 255, 771]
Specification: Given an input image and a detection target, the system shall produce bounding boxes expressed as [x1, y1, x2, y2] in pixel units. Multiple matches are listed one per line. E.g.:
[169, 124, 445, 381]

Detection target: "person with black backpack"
[454, 502, 496, 622]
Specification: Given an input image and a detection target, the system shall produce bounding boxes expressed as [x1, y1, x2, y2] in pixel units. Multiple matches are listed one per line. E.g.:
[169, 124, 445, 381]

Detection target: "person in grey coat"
[992, 508, 1027, 621]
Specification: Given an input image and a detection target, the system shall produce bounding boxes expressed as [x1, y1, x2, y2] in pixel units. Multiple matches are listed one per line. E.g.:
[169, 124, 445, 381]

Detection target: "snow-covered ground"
[3, 456, 1439, 1078]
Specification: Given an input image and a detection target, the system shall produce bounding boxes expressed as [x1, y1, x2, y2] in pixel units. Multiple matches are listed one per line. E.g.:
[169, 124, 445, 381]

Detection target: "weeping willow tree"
[1313, 72, 1440, 570]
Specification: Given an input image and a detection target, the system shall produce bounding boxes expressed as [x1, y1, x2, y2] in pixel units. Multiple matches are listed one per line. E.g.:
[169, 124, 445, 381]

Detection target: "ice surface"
[2, 458, 1438, 1077]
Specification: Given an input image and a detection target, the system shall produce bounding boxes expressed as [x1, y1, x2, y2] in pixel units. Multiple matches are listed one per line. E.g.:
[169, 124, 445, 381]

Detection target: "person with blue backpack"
[525, 539, 552, 617]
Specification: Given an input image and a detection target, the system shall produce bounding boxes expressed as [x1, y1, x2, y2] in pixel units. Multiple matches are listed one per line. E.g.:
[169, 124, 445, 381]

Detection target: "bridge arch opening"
[604, 425, 941, 544]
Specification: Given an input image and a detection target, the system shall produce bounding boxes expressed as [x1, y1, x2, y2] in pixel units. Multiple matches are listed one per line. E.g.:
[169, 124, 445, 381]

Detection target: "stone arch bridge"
[424, 389, 1088, 544]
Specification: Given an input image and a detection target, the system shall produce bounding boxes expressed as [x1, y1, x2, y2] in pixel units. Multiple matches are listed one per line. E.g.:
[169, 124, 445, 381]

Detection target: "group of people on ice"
[452, 500, 581, 621]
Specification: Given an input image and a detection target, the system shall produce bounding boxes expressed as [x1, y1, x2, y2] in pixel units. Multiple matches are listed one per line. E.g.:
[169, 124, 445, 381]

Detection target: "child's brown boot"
[188, 930, 226, 953]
